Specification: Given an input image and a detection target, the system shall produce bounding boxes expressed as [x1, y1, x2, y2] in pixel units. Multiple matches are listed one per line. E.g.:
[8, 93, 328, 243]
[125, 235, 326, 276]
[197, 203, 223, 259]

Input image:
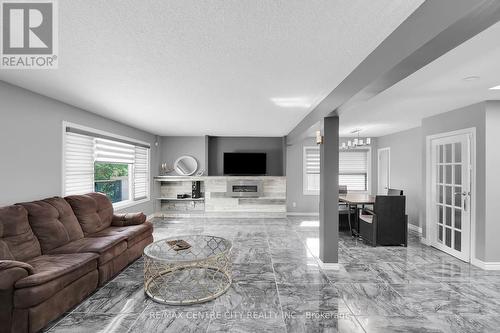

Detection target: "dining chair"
[387, 188, 404, 196]
[358, 195, 407, 246]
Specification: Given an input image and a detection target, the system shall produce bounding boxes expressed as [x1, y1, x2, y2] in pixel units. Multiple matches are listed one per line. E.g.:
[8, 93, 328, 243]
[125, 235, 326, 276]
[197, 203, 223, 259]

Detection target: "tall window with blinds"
[63, 124, 150, 207]
[339, 150, 368, 191]
[303, 146, 320, 195]
[303, 146, 370, 195]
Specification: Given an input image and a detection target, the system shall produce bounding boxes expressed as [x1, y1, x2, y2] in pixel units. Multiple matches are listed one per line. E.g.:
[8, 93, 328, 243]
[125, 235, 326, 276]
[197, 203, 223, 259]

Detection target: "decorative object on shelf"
[174, 155, 198, 176]
[192, 181, 202, 199]
[315, 130, 323, 145]
[196, 168, 205, 176]
[160, 163, 174, 175]
[177, 194, 191, 199]
[341, 129, 371, 150]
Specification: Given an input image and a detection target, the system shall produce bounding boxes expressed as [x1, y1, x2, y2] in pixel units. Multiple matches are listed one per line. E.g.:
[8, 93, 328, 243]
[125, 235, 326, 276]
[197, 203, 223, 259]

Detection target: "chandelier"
[340, 129, 371, 150]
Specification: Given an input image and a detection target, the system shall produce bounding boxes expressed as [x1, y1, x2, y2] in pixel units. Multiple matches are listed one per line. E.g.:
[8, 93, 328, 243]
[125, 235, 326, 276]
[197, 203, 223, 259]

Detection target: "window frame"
[62, 121, 151, 210]
[339, 147, 372, 194]
[303, 146, 320, 195]
[302, 145, 372, 196]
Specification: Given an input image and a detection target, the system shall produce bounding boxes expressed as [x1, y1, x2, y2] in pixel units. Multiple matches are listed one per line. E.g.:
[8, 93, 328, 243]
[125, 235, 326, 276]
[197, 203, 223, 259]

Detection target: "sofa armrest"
[112, 212, 147, 227]
[0, 261, 34, 333]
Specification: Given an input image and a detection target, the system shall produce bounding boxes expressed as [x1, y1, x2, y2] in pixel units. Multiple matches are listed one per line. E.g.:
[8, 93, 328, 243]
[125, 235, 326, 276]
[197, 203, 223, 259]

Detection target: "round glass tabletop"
[144, 235, 232, 263]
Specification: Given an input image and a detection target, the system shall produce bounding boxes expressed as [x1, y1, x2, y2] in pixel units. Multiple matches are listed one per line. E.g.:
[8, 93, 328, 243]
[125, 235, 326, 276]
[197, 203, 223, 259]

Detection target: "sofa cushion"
[14, 253, 98, 308]
[17, 197, 84, 253]
[88, 222, 153, 247]
[0, 205, 41, 261]
[15, 253, 98, 288]
[47, 235, 127, 265]
[111, 212, 147, 226]
[65, 193, 114, 235]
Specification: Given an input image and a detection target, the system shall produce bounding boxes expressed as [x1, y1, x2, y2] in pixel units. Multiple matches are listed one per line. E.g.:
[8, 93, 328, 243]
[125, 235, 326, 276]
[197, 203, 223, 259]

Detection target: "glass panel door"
[430, 133, 471, 262]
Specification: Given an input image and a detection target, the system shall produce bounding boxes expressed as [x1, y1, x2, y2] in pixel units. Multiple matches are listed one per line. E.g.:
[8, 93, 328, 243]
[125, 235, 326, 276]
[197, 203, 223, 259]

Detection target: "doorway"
[426, 129, 474, 262]
[377, 148, 390, 195]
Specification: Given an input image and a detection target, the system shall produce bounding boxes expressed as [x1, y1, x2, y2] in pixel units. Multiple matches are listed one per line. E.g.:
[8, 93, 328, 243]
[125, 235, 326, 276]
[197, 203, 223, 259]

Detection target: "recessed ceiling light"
[463, 76, 480, 82]
[489, 85, 500, 90]
[271, 97, 312, 108]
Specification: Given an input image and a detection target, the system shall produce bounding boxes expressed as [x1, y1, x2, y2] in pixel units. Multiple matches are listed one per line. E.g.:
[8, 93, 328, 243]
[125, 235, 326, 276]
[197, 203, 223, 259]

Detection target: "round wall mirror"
[173, 155, 198, 176]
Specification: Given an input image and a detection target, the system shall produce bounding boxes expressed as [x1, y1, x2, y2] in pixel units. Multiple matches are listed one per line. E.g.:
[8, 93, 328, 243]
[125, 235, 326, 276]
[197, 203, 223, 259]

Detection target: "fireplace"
[226, 179, 263, 197]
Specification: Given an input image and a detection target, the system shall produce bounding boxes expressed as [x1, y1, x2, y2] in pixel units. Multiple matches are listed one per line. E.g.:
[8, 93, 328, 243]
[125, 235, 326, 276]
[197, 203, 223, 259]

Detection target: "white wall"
[0, 81, 160, 214]
[377, 127, 422, 228]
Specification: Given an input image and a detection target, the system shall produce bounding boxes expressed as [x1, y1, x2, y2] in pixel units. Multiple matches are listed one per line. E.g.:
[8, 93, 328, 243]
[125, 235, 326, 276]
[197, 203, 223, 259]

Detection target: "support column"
[319, 115, 339, 266]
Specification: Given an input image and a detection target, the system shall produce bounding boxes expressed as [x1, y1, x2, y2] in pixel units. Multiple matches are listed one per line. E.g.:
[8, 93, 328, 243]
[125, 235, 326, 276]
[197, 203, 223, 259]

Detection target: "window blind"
[64, 132, 95, 195]
[339, 150, 368, 191]
[94, 138, 135, 164]
[63, 125, 151, 201]
[304, 146, 320, 193]
[133, 146, 149, 200]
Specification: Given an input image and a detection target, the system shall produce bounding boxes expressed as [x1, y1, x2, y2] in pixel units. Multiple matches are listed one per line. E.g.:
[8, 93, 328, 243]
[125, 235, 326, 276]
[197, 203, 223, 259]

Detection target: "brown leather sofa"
[0, 193, 153, 333]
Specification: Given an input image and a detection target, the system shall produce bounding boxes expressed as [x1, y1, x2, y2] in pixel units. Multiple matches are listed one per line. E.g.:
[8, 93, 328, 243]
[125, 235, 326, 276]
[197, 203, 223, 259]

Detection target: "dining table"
[339, 194, 376, 236]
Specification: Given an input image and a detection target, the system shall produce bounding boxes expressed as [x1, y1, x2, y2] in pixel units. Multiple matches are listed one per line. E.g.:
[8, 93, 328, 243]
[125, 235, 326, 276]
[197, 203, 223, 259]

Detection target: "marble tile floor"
[44, 216, 500, 333]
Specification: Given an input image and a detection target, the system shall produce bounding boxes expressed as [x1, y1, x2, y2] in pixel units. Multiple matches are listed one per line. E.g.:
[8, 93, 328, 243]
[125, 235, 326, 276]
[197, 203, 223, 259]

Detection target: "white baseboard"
[317, 259, 340, 270]
[420, 237, 431, 246]
[471, 258, 500, 270]
[287, 212, 319, 217]
[408, 224, 422, 235]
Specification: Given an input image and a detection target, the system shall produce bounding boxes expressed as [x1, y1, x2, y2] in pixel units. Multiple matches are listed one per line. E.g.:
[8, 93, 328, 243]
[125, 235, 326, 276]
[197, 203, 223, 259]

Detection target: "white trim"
[471, 258, 500, 270]
[287, 212, 320, 216]
[408, 223, 422, 235]
[425, 127, 476, 264]
[377, 147, 390, 194]
[317, 259, 340, 270]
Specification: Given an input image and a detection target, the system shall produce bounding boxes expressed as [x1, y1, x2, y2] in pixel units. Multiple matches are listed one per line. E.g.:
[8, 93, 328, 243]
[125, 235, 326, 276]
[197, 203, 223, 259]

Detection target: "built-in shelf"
[156, 197, 205, 201]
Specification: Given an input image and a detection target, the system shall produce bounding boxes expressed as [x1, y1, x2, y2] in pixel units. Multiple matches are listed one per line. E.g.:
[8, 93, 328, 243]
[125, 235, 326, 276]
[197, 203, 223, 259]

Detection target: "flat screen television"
[223, 153, 267, 175]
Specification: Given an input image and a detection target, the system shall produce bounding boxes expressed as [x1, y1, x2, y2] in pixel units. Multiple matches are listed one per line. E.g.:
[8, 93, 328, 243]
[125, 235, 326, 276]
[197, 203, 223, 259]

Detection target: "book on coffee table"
[166, 239, 192, 251]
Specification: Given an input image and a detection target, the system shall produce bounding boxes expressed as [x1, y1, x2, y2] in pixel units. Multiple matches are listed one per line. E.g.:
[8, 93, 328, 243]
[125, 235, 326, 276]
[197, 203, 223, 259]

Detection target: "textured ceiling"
[0, 0, 424, 136]
[338, 21, 500, 137]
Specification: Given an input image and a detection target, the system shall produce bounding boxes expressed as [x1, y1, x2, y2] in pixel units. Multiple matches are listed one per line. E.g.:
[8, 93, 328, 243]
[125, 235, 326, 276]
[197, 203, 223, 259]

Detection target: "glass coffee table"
[143, 235, 232, 305]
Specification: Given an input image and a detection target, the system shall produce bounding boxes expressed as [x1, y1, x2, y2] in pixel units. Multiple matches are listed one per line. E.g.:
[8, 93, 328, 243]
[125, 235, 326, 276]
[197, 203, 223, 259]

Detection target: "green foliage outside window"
[94, 163, 129, 203]
[94, 162, 129, 180]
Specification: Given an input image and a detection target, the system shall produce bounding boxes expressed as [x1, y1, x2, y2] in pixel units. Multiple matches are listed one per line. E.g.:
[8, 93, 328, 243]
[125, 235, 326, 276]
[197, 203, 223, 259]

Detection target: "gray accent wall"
[160, 136, 207, 175]
[0, 81, 159, 215]
[484, 101, 500, 262]
[377, 127, 422, 228]
[208, 136, 284, 176]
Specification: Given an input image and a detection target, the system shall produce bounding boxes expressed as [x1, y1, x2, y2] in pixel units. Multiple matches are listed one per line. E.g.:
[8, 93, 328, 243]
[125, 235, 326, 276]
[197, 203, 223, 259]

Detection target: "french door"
[429, 132, 472, 262]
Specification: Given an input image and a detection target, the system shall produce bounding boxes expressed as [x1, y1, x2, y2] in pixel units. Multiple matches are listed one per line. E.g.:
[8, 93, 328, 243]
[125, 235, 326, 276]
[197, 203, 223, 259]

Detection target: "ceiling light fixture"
[271, 97, 312, 108]
[340, 129, 371, 150]
[489, 85, 500, 90]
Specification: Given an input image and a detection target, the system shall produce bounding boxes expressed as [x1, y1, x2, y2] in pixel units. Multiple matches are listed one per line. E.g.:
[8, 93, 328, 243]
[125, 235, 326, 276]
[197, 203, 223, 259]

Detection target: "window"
[63, 123, 150, 208]
[303, 146, 370, 195]
[303, 146, 320, 195]
[339, 150, 369, 192]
